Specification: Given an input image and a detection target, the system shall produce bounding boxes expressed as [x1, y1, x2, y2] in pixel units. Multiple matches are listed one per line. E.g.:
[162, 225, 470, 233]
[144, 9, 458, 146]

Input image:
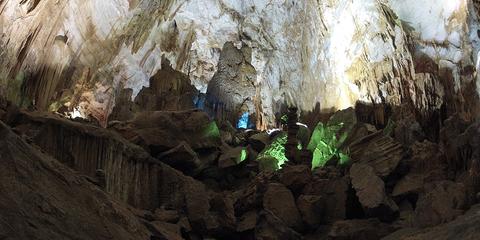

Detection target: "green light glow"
[307, 122, 350, 169]
[297, 143, 303, 150]
[239, 149, 247, 163]
[202, 122, 221, 138]
[257, 132, 288, 171]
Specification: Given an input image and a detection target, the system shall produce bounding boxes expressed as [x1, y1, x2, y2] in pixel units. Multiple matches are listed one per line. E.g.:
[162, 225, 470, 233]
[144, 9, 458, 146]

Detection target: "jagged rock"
[328, 219, 396, 240]
[177, 217, 192, 233]
[112, 109, 221, 155]
[237, 211, 257, 232]
[392, 174, 424, 197]
[207, 193, 237, 234]
[148, 221, 183, 240]
[154, 208, 180, 223]
[157, 141, 200, 174]
[0, 121, 151, 240]
[205, 42, 257, 125]
[414, 181, 467, 227]
[7, 110, 222, 235]
[383, 204, 480, 240]
[233, 172, 274, 216]
[135, 59, 197, 113]
[248, 132, 270, 152]
[296, 195, 324, 228]
[0, 97, 19, 124]
[350, 163, 399, 222]
[218, 146, 247, 169]
[303, 176, 349, 223]
[255, 211, 302, 240]
[349, 131, 404, 177]
[263, 183, 303, 230]
[394, 117, 426, 147]
[184, 182, 211, 230]
[393, 141, 447, 197]
[439, 114, 472, 176]
[278, 164, 312, 195]
[108, 88, 136, 122]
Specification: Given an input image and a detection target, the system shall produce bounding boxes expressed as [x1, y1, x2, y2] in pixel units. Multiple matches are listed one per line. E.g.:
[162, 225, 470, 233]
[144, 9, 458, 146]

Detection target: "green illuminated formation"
[307, 122, 350, 169]
[257, 132, 288, 171]
[239, 149, 247, 163]
[202, 121, 221, 139]
[297, 143, 303, 150]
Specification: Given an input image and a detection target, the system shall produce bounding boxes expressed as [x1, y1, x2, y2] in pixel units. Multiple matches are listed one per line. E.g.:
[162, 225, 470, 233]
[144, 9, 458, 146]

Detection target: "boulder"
[303, 176, 349, 223]
[237, 211, 257, 232]
[157, 141, 200, 174]
[349, 131, 404, 177]
[414, 181, 466, 227]
[218, 146, 247, 169]
[296, 195, 324, 228]
[248, 132, 270, 152]
[255, 211, 302, 240]
[278, 164, 312, 195]
[350, 163, 399, 222]
[263, 183, 303, 230]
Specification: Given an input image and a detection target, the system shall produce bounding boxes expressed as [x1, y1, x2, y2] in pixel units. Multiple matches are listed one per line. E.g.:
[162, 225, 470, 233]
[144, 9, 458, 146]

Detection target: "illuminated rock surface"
[1, 0, 479, 125]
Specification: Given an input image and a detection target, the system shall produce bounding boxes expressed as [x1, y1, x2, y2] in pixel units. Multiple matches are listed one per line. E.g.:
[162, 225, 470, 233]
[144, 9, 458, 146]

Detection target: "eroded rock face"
[0, 121, 151, 240]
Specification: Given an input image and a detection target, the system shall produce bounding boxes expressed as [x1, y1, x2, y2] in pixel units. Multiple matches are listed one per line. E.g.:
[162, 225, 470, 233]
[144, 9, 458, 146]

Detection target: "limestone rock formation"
[0, 121, 151, 240]
[206, 42, 257, 126]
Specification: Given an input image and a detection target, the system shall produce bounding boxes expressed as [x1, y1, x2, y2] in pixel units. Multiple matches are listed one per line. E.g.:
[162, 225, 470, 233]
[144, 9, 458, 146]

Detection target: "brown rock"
[248, 132, 270, 152]
[255, 211, 302, 240]
[278, 164, 312, 194]
[154, 208, 180, 223]
[350, 163, 399, 222]
[414, 181, 466, 227]
[148, 221, 183, 240]
[328, 219, 396, 240]
[218, 146, 247, 169]
[0, 121, 151, 240]
[303, 177, 349, 223]
[349, 131, 404, 177]
[237, 211, 257, 232]
[112, 109, 221, 155]
[157, 141, 200, 174]
[383, 204, 480, 240]
[296, 195, 324, 228]
[263, 183, 303, 229]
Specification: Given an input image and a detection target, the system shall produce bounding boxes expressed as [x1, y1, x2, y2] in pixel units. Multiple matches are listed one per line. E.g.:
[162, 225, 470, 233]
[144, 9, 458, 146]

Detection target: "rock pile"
[2, 94, 480, 240]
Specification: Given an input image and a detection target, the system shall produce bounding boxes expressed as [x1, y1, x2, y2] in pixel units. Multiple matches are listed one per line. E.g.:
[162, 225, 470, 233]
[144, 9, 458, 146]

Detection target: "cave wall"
[0, 0, 479, 126]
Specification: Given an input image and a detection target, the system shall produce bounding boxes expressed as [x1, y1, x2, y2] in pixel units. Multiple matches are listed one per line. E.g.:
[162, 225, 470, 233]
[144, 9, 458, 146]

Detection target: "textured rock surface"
[263, 183, 302, 229]
[383, 204, 480, 240]
[9, 110, 212, 215]
[0, 121, 151, 240]
[1, 0, 479, 126]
